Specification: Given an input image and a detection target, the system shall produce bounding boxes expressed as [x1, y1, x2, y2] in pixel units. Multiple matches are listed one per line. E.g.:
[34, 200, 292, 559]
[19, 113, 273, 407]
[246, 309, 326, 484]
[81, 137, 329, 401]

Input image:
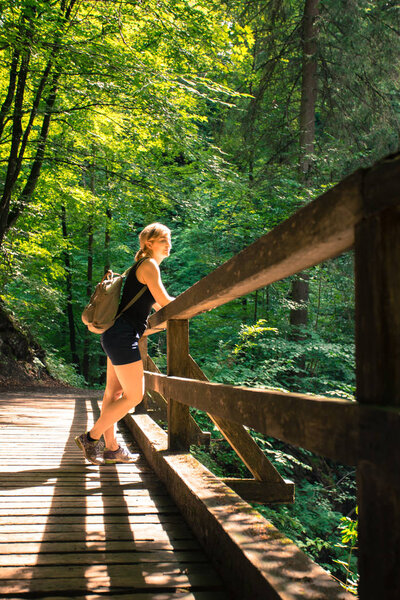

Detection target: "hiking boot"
[103, 444, 136, 464]
[74, 432, 104, 465]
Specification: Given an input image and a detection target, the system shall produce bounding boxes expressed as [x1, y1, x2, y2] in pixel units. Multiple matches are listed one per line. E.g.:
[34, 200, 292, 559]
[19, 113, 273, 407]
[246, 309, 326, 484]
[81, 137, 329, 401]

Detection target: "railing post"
[355, 205, 400, 599]
[167, 319, 191, 450]
[135, 336, 148, 414]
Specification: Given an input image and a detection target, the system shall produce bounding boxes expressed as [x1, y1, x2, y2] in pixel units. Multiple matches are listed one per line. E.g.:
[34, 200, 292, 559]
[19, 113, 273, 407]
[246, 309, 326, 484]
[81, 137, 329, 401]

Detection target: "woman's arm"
[136, 259, 174, 307]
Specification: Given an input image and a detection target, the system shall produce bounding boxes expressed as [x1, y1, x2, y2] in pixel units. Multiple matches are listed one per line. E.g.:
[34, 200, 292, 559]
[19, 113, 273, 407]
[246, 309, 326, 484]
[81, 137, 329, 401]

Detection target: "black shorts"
[100, 316, 143, 366]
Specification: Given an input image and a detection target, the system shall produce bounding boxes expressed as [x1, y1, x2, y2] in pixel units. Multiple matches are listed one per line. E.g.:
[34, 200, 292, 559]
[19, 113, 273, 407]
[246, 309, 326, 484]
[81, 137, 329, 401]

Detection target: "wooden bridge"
[1, 151, 399, 599]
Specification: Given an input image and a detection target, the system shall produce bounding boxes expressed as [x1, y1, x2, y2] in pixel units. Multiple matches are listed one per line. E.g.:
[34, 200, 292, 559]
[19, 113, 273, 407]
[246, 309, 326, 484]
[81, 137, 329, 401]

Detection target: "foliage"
[334, 508, 358, 594]
[209, 317, 355, 397]
[45, 350, 87, 389]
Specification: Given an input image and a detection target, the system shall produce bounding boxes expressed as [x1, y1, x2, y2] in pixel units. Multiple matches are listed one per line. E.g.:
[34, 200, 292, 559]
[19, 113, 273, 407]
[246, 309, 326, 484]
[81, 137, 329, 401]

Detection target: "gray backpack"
[81, 260, 147, 334]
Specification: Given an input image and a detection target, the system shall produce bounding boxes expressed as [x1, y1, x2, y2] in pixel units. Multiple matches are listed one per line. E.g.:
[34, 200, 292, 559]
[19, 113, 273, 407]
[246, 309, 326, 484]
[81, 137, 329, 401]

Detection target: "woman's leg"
[89, 358, 144, 441]
[99, 358, 123, 451]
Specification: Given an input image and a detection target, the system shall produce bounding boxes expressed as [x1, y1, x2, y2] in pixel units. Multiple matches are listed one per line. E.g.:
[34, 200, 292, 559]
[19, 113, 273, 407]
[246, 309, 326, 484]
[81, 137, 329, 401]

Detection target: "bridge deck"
[0, 390, 228, 600]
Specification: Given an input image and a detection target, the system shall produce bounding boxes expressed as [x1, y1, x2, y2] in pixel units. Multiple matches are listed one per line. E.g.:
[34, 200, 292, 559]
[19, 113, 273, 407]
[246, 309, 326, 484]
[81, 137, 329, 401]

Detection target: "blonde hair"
[135, 222, 171, 261]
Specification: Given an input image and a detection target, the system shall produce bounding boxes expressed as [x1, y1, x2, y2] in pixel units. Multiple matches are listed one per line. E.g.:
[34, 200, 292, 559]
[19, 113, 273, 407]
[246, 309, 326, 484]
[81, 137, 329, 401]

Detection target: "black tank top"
[118, 258, 155, 334]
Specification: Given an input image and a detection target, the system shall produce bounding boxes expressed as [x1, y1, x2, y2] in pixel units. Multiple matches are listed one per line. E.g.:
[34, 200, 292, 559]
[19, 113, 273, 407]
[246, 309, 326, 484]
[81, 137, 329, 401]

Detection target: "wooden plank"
[221, 478, 294, 503]
[136, 336, 149, 413]
[124, 413, 353, 600]
[0, 521, 192, 533]
[7, 592, 227, 600]
[0, 495, 173, 507]
[362, 151, 400, 216]
[0, 550, 208, 566]
[0, 485, 168, 496]
[167, 320, 191, 450]
[0, 464, 149, 473]
[355, 207, 400, 406]
[145, 371, 400, 470]
[354, 205, 400, 600]
[0, 514, 184, 525]
[0, 506, 177, 515]
[0, 563, 223, 592]
[1, 562, 221, 580]
[0, 539, 202, 554]
[0, 475, 158, 485]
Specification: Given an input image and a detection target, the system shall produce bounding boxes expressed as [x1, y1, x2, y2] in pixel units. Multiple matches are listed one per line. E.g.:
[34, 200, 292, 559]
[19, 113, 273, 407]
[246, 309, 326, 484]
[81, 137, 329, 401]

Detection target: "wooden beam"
[146, 371, 358, 464]
[123, 413, 352, 600]
[167, 320, 191, 451]
[146, 153, 400, 335]
[145, 357, 168, 419]
[221, 478, 295, 504]
[145, 371, 400, 471]
[355, 205, 400, 600]
[362, 151, 400, 216]
[135, 337, 148, 414]
[355, 207, 400, 406]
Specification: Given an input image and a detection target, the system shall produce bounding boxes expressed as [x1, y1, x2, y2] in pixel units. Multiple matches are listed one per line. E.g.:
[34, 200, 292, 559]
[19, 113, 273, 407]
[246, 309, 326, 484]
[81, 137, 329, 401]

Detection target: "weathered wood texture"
[145, 371, 400, 474]
[221, 478, 294, 503]
[135, 336, 148, 413]
[124, 412, 353, 600]
[187, 356, 294, 503]
[355, 207, 400, 406]
[167, 320, 191, 450]
[355, 205, 400, 600]
[147, 354, 211, 446]
[146, 153, 400, 334]
[0, 391, 227, 599]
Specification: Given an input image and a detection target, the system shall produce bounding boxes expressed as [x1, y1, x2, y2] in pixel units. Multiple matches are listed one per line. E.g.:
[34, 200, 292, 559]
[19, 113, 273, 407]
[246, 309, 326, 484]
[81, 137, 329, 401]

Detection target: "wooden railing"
[139, 151, 400, 599]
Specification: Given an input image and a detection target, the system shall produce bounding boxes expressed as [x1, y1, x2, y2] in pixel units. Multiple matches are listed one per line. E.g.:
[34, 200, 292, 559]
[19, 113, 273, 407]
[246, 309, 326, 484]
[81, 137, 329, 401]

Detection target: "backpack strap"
[121, 256, 148, 278]
[115, 257, 149, 319]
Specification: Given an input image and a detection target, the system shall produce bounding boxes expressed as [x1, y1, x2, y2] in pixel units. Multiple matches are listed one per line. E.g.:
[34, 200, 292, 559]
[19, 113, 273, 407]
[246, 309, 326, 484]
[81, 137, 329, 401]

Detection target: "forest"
[0, 0, 399, 594]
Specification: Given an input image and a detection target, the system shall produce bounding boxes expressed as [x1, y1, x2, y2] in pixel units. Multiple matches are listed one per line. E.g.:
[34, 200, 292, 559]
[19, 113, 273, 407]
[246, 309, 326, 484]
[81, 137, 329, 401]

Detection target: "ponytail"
[134, 247, 150, 262]
[135, 222, 171, 262]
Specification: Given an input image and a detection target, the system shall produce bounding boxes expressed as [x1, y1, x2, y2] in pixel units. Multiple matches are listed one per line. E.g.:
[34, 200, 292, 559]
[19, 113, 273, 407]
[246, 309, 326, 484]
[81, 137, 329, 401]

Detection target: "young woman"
[75, 223, 174, 464]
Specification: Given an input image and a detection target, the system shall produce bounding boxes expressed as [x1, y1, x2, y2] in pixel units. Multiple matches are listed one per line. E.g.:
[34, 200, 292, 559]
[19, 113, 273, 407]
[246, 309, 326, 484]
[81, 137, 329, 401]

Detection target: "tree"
[0, 0, 247, 247]
[289, 0, 319, 337]
[0, 0, 78, 245]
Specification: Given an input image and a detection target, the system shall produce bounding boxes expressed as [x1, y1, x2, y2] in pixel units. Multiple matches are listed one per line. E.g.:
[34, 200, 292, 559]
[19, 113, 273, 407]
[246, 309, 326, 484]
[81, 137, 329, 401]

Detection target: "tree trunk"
[61, 204, 81, 371]
[254, 290, 258, 322]
[299, 0, 319, 179]
[82, 213, 94, 382]
[6, 70, 61, 233]
[82, 163, 95, 382]
[289, 273, 310, 339]
[0, 46, 31, 242]
[290, 0, 319, 336]
[0, 49, 20, 141]
[98, 205, 113, 380]
[104, 206, 112, 273]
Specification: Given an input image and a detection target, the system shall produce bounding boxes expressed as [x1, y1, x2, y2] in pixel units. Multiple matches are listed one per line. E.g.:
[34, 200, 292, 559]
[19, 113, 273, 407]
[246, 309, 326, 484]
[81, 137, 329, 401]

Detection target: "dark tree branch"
[0, 50, 20, 141]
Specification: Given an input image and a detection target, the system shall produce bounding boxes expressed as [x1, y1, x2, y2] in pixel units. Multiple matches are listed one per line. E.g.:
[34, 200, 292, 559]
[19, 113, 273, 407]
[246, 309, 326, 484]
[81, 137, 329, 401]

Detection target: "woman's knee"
[104, 386, 123, 403]
[123, 390, 143, 410]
